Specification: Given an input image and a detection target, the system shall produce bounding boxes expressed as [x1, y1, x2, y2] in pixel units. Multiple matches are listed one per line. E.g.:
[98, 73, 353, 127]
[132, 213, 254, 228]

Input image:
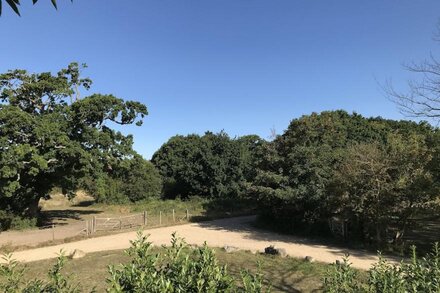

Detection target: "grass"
[20, 247, 330, 293]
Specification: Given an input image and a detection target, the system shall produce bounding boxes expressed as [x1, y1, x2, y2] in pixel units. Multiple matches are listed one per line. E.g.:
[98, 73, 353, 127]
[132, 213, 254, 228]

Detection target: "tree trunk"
[26, 197, 41, 218]
[376, 223, 382, 244]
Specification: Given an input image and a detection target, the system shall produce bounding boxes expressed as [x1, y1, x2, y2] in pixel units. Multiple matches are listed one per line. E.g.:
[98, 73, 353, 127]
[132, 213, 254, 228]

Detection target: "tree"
[330, 132, 437, 243]
[250, 111, 386, 229]
[386, 25, 440, 122]
[152, 132, 263, 199]
[0, 0, 70, 16]
[82, 155, 163, 204]
[0, 63, 147, 225]
[250, 110, 439, 239]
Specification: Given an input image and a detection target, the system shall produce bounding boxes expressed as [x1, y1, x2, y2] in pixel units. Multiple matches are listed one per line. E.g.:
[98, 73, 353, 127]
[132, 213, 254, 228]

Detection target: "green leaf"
[5, 0, 20, 16]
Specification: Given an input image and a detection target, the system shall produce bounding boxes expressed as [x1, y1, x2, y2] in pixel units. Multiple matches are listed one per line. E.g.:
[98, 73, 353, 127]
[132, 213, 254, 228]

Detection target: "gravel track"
[2, 216, 397, 269]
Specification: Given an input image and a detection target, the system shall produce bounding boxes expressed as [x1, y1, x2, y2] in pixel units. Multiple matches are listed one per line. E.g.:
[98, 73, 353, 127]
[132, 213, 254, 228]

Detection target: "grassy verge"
[92, 196, 256, 219]
[21, 247, 330, 292]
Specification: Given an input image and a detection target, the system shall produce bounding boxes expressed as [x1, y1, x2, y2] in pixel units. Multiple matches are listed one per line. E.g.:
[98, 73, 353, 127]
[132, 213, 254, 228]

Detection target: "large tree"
[250, 110, 439, 240]
[0, 63, 147, 223]
[330, 132, 437, 243]
[152, 131, 263, 199]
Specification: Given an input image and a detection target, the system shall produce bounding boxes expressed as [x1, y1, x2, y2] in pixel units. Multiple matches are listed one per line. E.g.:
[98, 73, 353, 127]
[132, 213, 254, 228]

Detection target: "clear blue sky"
[1, 0, 439, 158]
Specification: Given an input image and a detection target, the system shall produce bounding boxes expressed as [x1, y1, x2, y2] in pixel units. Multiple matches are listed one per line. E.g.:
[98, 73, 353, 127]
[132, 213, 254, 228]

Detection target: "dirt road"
[2, 216, 396, 270]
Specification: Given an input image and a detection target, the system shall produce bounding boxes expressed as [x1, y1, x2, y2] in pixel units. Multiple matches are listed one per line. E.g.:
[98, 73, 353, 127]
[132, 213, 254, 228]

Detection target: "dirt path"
[1, 216, 398, 270]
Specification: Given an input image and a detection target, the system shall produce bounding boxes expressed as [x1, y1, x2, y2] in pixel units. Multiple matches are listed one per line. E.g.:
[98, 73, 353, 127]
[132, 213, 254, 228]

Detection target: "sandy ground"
[0, 222, 88, 247]
[1, 216, 399, 270]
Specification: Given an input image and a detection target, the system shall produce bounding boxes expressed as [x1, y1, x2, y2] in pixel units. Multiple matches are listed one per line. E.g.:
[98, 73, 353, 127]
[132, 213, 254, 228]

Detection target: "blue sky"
[1, 0, 439, 158]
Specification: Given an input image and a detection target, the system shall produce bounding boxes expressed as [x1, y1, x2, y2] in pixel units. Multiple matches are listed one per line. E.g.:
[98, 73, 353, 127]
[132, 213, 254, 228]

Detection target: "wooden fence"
[87, 209, 191, 235]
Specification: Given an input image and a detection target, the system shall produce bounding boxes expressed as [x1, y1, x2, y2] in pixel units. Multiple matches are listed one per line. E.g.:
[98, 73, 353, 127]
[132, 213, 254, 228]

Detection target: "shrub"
[0, 252, 83, 292]
[0, 211, 37, 231]
[324, 243, 440, 293]
[323, 255, 363, 293]
[107, 232, 270, 292]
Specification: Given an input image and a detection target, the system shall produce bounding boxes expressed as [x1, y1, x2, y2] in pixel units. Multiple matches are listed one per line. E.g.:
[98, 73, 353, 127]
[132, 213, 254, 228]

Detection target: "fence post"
[86, 220, 89, 236]
[143, 211, 147, 226]
[93, 216, 97, 233]
[186, 209, 189, 221]
[159, 211, 162, 225]
[172, 209, 175, 222]
[120, 218, 122, 230]
[52, 224, 55, 241]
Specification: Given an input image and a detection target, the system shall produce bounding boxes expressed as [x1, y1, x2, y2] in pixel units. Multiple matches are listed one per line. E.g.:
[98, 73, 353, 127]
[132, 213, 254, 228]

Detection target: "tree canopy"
[152, 131, 265, 199]
[249, 110, 440, 242]
[0, 63, 148, 225]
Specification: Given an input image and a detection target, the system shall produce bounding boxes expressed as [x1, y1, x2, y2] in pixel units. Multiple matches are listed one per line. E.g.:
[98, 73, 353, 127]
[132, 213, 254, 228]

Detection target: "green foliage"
[152, 131, 265, 199]
[324, 256, 363, 293]
[250, 110, 440, 242]
[0, 210, 36, 231]
[107, 232, 270, 293]
[323, 243, 440, 293]
[0, 252, 82, 292]
[81, 155, 162, 204]
[330, 132, 437, 243]
[0, 0, 71, 16]
[0, 63, 148, 224]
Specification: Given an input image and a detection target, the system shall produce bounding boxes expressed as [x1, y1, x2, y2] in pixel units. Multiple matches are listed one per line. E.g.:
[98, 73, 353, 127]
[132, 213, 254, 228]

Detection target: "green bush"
[82, 155, 163, 204]
[107, 232, 270, 293]
[323, 256, 363, 293]
[0, 211, 37, 231]
[323, 243, 440, 293]
[0, 253, 83, 292]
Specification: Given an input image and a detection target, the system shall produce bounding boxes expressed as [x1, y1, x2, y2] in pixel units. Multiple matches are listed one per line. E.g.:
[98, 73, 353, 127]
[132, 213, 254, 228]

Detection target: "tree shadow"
[72, 200, 95, 207]
[39, 208, 102, 227]
[195, 216, 402, 265]
[403, 215, 440, 254]
[190, 197, 257, 222]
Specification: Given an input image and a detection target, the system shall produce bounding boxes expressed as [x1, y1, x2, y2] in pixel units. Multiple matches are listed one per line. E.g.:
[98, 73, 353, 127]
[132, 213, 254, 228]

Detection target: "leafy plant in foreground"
[324, 243, 440, 293]
[0, 252, 83, 292]
[107, 232, 270, 293]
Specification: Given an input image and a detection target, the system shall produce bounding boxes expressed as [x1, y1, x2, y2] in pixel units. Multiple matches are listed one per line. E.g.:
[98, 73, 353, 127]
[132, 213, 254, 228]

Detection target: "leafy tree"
[82, 155, 162, 204]
[250, 110, 439, 239]
[152, 131, 263, 199]
[250, 111, 383, 228]
[0, 63, 147, 225]
[0, 0, 70, 16]
[330, 132, 437, 243]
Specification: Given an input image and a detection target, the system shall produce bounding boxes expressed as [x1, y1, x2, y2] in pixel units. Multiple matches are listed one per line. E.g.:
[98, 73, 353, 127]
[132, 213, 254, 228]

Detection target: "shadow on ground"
[195, 216, 397, 263]
[39, 208, 102, 227]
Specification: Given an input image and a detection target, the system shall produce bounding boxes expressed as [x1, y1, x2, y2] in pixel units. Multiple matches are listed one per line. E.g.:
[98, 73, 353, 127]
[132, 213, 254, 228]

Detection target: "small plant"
[324, 243, 440, 293]
[323, 255, 362, 293]
[0, 251, 84, 293]
[241, 262, 271, 293]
